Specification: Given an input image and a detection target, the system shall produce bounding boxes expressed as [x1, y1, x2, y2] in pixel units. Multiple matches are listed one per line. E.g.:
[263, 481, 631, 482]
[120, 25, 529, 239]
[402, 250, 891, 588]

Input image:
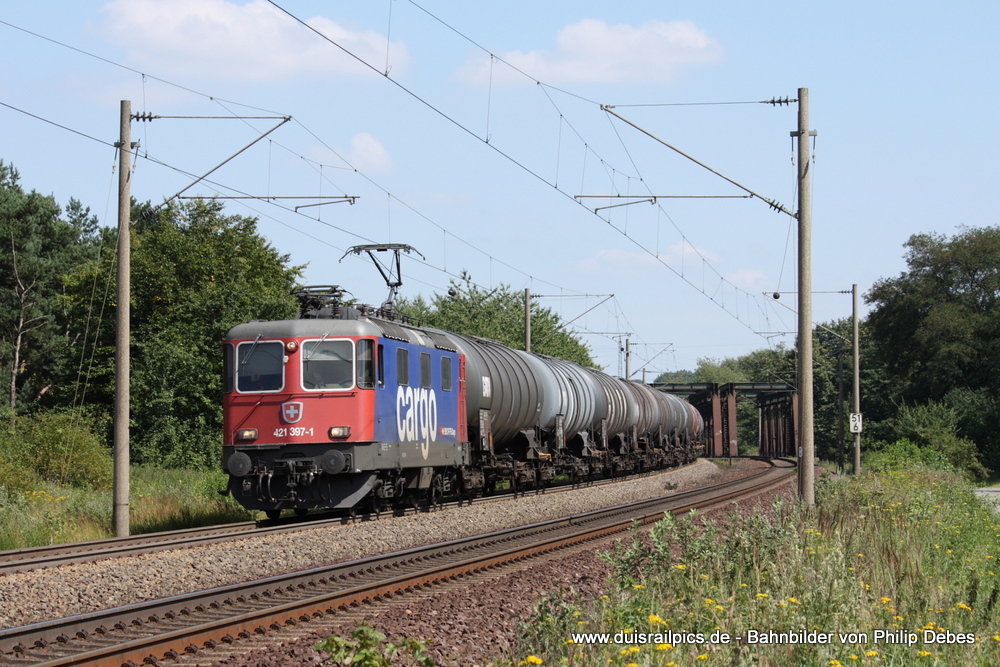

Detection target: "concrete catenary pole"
[852, 283, 861, 474]
[795, 88, 815, 506]
[113, 100, 132, 537]
[524, 288, 531, 353]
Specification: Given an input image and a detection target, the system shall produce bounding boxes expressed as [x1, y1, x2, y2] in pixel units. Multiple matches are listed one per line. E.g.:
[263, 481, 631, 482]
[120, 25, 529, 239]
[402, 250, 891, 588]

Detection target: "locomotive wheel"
[396, 494, 420, 513]
[294, 508, 308, 517]
[430, 474, 444, 510]
[368, 492, 384, 518]
[264, 509, 281, 520]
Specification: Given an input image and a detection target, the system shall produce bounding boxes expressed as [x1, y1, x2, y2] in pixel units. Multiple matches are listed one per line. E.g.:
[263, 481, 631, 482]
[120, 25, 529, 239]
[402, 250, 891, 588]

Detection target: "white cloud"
[662, 240, 721, 265]
[458, 18, 722, 85]
[302, 132, 392, 174]
[101, 0, 408, 81]
[578, 241, 729, 277]
[724, 268, 769, 291]
[345, 132, 391, 172]
[577, 248, 659, 274]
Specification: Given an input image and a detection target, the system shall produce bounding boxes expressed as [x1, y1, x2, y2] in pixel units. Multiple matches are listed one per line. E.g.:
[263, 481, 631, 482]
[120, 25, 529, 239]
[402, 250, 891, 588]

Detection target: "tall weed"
[517, 466, 1000, 666]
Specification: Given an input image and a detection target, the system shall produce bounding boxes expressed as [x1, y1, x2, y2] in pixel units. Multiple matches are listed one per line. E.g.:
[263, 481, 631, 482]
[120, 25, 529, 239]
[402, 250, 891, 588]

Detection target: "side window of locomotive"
[420, 352, 431, 389]
[302, 339, 354, 390]
[397, 348, 409, 386]
[356, 339, 374, 389]
[441, 356, 452, 392]
[223, 343, 234, 393]
[376, 344, 385, 387]
[236, 341, 284, 392]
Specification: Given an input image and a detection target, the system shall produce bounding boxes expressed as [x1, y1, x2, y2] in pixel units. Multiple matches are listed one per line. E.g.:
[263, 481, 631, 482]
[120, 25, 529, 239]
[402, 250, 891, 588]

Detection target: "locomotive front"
[222, 316, 468, 517]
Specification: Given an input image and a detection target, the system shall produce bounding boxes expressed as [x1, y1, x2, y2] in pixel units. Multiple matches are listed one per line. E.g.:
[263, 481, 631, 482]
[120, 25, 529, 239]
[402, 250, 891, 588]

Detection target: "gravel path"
[0, 458, 750, 630]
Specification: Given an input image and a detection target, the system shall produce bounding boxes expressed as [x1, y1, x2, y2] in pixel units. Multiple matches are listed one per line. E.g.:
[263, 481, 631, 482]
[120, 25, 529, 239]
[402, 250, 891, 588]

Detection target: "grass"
[980, 475, 1000, 489]
[0, 466, 253, 549]
[130, 467, 252, 533]
[514, 465, 1000, 666]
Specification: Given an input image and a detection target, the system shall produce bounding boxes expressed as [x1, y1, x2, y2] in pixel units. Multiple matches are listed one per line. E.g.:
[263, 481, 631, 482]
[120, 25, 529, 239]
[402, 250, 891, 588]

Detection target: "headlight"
[328, 426, 351, 439]
[236, 428, 258, 441]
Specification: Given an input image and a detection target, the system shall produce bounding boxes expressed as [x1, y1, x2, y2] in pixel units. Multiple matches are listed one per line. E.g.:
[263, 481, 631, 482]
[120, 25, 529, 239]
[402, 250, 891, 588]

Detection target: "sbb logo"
[396, 386, 438, 459]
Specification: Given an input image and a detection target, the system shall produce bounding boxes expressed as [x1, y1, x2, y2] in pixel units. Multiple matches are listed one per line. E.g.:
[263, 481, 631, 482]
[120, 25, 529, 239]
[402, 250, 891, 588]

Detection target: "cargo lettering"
[396, 386, 438, 458]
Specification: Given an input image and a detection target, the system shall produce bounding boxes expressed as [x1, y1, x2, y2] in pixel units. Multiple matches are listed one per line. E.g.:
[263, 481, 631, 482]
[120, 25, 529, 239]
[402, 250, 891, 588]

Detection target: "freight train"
[222, 286, 704, 518]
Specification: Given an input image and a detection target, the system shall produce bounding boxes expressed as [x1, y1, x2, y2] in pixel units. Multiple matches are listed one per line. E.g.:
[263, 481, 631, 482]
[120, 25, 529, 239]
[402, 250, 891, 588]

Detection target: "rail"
[0, 460, 795, 666]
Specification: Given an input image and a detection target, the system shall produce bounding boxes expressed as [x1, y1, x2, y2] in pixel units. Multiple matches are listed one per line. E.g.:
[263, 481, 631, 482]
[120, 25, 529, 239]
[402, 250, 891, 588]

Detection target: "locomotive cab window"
[236, 340, 284, 392]
[302, 339, 354, 390]
[356, 339, 374, 389]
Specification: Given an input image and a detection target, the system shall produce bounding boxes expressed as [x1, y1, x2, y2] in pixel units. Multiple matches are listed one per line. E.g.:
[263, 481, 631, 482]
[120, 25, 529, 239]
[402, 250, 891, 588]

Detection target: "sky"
[1, 0, 997, 377]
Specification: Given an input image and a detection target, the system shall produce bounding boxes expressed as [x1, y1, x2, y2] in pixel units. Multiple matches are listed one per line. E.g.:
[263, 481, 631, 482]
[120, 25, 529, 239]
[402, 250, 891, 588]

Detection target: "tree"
[67, 199, 301, 467]
[866, 226, 1000, 473]
[397, 271, 595, 368]
[866, 226, 1000, 402]
[654, 369, 697, 383]
[0, 161, 102, 418]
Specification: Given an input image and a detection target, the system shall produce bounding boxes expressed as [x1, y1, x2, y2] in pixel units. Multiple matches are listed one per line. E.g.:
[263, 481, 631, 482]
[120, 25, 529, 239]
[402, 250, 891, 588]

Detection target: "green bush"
[864, 438, 955, 473]
[6, 409, 112, 490]
[0, 437, 40, 494]
[872, 402, 991, 479]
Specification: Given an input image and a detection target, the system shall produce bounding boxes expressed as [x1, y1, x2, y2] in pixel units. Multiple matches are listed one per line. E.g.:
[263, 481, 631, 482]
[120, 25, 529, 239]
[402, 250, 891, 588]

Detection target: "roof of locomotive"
[226, 317, 387, 341]
[225, 316, 456, 353]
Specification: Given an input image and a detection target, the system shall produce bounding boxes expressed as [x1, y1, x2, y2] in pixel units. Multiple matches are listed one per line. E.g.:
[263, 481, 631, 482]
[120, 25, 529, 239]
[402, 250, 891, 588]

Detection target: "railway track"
[0, 465, 677, 576]
[0, 458, 794, 667]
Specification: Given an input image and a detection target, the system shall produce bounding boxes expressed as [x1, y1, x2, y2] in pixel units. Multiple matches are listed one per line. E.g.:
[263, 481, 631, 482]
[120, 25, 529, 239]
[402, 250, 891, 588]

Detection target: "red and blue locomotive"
[222, 286, 704, 517]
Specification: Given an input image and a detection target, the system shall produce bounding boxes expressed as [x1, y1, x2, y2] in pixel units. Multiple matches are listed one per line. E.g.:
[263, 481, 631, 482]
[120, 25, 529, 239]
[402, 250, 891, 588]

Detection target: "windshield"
[236, 340, 284, 392]
[302, 339, 354, 390]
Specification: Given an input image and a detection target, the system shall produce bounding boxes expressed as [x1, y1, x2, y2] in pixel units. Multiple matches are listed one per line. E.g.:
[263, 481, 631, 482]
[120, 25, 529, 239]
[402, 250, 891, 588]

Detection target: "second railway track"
[0, 466, 679, 576]
[0, 458, 794, 667]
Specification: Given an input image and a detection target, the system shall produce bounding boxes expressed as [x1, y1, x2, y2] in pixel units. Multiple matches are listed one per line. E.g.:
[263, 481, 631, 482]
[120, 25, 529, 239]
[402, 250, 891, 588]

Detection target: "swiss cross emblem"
[281, 401, 303, 424]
